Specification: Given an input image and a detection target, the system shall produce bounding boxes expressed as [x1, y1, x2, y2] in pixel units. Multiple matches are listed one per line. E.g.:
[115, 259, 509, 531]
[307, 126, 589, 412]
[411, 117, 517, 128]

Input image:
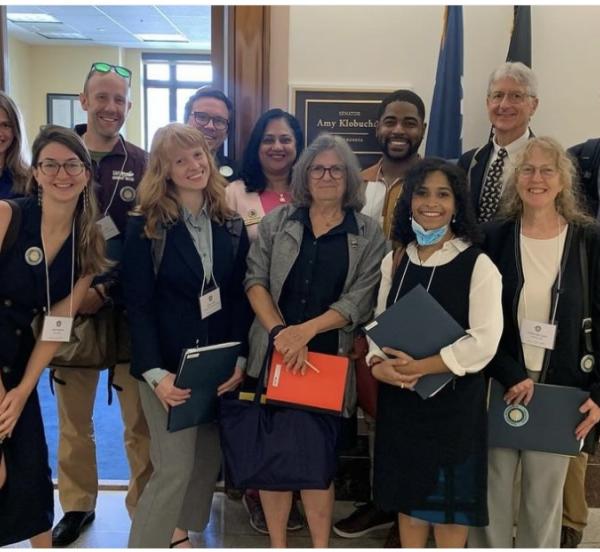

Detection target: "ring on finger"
[401, 383, 405, 389]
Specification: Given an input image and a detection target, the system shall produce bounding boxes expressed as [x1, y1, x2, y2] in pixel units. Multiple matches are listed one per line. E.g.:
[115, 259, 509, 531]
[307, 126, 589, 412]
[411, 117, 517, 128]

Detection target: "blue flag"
[425, 6, 464, 160]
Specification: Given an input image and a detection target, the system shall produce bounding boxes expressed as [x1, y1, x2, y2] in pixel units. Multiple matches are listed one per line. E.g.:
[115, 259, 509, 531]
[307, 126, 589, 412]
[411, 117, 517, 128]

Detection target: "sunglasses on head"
[90, 62, 132, 81]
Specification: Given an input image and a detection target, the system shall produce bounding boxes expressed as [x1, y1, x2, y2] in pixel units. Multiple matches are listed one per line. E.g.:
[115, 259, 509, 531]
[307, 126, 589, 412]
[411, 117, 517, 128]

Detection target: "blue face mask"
[411, 218, 449, 246]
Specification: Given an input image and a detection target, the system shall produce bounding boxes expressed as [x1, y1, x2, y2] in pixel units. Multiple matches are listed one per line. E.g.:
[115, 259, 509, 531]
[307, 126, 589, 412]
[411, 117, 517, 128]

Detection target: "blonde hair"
[28, 126, 109, 276]
[136, 123, 233, 238]
[499, 136, 595, 227]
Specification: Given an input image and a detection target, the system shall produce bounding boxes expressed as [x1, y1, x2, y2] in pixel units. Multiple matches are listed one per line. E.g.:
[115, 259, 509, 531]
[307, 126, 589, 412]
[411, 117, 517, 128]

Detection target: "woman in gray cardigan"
[244, 133, 386, 547]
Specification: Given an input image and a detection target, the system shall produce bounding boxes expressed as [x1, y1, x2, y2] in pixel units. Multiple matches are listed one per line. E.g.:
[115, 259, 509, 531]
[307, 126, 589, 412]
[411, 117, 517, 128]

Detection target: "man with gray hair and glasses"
[458, 61, 539, 222]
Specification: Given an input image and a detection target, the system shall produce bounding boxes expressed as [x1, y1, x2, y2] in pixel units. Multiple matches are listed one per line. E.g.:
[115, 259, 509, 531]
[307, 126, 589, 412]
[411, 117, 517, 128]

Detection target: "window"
[143, 53, 213, 150]
[47, 94, 87, 128]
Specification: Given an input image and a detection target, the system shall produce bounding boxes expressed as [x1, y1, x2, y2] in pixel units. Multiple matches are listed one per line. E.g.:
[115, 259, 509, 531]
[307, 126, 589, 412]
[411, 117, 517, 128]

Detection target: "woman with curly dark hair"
[368, 158, 503, 547]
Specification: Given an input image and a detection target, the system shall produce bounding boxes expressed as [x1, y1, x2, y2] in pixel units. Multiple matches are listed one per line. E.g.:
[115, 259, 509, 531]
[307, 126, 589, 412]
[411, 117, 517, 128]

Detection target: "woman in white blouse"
[368, 157, 503, 547]
[469, 137, 600, 548]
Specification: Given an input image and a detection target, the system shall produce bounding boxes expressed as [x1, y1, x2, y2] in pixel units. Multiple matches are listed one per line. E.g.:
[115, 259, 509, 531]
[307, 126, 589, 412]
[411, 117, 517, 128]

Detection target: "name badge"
[41, 315, 74, 342]
[198, 286, 222, 320]
[97, 215, 120, 240]
[520, 319, 557, 350]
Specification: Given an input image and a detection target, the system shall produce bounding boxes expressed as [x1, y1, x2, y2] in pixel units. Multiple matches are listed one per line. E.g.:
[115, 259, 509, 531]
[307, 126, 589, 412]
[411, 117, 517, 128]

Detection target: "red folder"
[266, 350, 350, 415]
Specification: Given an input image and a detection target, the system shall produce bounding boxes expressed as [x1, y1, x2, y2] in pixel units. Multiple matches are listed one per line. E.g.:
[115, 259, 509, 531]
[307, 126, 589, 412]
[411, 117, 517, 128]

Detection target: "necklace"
[278, 192, 287, 204]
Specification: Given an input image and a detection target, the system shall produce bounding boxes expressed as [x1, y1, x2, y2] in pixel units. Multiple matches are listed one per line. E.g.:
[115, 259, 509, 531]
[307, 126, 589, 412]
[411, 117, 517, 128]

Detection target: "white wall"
[275, 5, 600, 153]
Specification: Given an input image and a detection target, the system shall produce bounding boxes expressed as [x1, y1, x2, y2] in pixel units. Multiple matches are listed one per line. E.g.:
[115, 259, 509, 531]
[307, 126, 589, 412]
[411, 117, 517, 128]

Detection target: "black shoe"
[333, 502, 395, 538]
[561, 526, 583, 548]
[52, 511, 95, 547]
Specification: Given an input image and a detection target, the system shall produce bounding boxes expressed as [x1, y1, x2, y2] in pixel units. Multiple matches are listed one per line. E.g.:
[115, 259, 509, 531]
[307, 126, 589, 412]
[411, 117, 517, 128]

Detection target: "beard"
[379, 136, 422, 161]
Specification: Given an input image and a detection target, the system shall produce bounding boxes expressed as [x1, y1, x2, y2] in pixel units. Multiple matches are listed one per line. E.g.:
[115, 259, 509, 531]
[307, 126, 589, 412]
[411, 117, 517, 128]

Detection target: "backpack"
[570, 138, 600, 217]
[150, 216, 244, 276]
[0, 199, 22, 255]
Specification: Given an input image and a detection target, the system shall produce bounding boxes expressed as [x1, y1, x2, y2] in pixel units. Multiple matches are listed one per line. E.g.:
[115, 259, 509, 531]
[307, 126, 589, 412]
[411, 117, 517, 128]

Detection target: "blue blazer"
[122, 213, 252, 380]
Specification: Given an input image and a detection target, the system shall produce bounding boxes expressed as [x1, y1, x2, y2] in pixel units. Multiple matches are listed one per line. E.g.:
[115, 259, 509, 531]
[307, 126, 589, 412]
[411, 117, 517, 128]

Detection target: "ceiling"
[7, 5, 212, 50]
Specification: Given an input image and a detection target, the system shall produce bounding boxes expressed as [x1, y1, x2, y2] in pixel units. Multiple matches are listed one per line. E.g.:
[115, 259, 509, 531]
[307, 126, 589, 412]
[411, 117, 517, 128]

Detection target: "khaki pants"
[562, 452, 589, 532]
[55, 363, 152, 518]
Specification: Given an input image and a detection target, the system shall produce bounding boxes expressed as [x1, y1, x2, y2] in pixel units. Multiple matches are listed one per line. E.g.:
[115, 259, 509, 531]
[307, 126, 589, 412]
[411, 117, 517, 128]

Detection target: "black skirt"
[0, 337, 53, 546]
[373, 372, 488, 527]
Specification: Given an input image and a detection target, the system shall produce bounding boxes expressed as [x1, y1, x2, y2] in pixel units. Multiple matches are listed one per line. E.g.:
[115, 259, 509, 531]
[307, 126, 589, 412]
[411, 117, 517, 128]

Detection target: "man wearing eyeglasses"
[51, 62, 152, 547]
[183, 87, 239, 182]
[458, 61, 538, 222]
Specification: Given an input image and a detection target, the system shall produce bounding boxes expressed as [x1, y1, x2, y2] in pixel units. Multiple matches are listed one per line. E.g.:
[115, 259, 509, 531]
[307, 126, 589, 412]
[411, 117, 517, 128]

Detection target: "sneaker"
[384, 520, 401, 548]
[287, 499, 305, 532]
[561, 526, 583, 548]
[333, 502, 396, 538]
[242, 492, 269, 535]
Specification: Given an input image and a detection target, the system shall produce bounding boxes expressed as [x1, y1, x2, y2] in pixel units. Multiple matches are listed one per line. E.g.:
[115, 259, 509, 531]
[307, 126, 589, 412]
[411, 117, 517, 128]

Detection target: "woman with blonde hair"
[0, 91, 29, 199]
[123, 123, 252, 548]
[470, 137, 600, 548]
[0, 125, 107, 546]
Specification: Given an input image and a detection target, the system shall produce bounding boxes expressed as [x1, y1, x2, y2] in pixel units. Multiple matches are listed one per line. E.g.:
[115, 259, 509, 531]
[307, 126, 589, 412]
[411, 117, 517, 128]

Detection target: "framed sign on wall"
[291, 87, 397, 169]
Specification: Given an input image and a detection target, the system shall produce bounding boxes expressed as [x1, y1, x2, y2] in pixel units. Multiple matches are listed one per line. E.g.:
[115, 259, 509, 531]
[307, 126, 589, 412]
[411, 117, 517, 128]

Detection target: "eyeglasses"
[518, 164, 558, 179]
[488, 91, 534, 105]
[37, 160, 86, 177]
[308, 164, 346, 180]
[90, 62, 132, 82]
[191, 111, 229, 131]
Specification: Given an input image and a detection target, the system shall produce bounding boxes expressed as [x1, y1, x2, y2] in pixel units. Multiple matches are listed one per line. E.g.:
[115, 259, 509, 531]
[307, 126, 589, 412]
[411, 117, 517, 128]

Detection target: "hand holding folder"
[266, 350, 349, 415]
[167, 341, 241, 432]
[364, 284, 465, 399]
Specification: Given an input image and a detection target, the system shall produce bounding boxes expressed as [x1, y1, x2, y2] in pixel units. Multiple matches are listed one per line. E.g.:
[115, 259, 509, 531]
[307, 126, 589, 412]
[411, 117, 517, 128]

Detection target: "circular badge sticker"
[503, 404, 529, 427]
[25, 246, 44, 266]
[219, 165, 234, 178]
[119, 186, 136, 203]
[581, 354, 595, 373]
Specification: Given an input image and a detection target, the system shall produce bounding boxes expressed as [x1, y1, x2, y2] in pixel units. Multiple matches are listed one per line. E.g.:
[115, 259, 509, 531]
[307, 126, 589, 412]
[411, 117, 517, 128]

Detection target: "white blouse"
[367, 238, 504, 376]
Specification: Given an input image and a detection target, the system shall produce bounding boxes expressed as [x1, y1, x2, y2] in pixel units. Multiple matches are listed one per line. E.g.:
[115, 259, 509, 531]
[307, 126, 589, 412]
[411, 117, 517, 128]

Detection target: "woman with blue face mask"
[367, 158, 503, 547]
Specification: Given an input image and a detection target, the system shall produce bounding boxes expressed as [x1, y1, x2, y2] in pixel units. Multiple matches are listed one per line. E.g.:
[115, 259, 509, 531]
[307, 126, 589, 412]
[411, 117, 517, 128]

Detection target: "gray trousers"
[469, 447, 569, 547]
[128, 382, 221, 548]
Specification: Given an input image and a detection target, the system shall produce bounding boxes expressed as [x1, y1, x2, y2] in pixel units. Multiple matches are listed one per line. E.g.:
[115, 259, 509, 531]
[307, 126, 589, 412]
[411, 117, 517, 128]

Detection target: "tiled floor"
[6, 489, 600, 548]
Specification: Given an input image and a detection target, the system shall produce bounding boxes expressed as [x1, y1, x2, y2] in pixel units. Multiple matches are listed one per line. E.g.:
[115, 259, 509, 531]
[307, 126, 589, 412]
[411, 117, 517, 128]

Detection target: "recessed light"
[37, 31, 89, 40]
[134, 33, 188, 43]
[8, 13, 61, 23]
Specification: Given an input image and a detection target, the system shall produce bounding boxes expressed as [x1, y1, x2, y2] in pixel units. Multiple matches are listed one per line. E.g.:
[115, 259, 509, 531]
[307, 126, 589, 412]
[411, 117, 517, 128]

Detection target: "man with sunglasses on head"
[183, 86, 239, 182]
[458, 61, 538, 222]
[51, 62, 152, 547]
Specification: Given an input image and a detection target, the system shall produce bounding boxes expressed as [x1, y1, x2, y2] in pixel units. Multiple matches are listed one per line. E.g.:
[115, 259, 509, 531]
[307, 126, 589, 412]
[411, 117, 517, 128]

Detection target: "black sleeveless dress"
[0, 197, 78, 545]
[373, 246, 488, 527]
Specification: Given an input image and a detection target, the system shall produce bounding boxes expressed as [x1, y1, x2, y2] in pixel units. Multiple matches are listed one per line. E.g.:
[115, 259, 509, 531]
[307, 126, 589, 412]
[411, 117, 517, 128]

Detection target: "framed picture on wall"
[47, 94, 87, 128]
[291, 87, 398, 169]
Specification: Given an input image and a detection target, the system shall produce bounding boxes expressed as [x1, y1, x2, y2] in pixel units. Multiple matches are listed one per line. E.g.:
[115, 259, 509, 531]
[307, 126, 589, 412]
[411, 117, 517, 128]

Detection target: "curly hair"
[392, 157, 482, 246]
[498, 136, 595, 227]
[239, 109, 304, 193]
[135, 123, 234, 239]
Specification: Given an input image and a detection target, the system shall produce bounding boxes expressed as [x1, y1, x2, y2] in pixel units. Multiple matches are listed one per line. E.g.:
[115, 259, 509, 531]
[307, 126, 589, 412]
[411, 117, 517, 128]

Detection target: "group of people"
[0, 57, 599, 551]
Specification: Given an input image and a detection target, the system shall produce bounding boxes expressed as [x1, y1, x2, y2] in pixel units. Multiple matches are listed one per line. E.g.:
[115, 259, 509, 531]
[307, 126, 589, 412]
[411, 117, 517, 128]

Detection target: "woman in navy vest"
[369, 158, 503, 547]
[123, 123, 251, 548]
[0, 126, 107, 546]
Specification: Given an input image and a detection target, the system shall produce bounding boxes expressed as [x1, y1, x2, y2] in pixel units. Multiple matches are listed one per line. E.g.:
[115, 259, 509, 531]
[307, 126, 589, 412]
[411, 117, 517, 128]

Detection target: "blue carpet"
[38, 368, 129, 480]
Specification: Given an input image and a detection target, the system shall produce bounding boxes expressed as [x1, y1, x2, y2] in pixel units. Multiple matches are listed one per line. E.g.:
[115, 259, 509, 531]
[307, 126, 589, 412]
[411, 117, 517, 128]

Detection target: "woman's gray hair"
[487, 61, 538, 97]
[290, 132, 365, 210]
[499, 136, 594, 226]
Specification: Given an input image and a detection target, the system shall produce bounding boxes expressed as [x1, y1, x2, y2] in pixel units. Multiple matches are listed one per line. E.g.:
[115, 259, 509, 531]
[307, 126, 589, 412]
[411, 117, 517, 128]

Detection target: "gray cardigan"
[244, 204, 386, 415]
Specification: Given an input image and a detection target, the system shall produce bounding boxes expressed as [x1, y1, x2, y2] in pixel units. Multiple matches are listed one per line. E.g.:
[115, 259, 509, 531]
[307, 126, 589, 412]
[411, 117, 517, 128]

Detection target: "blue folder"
[364, 284, 465, 399]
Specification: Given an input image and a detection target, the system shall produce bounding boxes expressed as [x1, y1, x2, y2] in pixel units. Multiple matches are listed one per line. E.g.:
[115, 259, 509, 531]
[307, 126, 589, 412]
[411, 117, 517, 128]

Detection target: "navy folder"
[487, 378, 588, 456]
[167, 341, 241, 432]
[364, 284, 466, 399]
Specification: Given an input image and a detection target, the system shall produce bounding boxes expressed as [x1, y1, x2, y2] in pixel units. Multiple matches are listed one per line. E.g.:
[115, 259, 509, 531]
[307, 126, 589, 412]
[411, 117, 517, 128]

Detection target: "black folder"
[364, 284, 465, 399]
[487, 378, 588, 456]
[167, 341, 241, 432]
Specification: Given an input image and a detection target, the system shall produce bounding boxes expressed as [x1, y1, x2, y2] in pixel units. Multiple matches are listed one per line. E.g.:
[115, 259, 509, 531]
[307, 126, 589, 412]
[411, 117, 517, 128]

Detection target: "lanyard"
[194, 214, 215, 294]
[102, 136, 129, 216]
[393, 253, 437, 304]
[519, 219, 564, 325]
[41, 219, 76, 317]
